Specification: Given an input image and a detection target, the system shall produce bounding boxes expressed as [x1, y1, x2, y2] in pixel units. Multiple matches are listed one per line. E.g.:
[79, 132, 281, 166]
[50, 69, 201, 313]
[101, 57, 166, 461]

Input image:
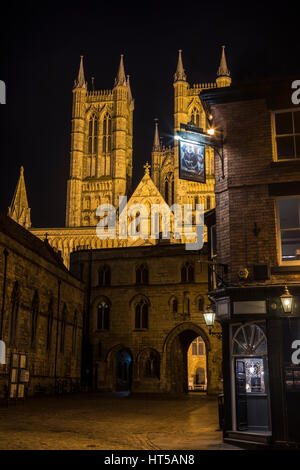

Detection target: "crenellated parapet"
[87, 90, 114, 102]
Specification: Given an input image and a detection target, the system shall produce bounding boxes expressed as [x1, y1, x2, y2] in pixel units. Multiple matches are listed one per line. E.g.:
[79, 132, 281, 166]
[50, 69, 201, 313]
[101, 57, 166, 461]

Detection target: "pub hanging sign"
[178, 138, 206, 183]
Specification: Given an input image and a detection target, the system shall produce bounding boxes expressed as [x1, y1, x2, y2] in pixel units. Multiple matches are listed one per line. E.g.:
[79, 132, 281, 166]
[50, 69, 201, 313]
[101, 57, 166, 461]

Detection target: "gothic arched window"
[98, 265, 111, 286]
[102, 113, 112, 153]
[135, 299, 148, 329]
[198, 295, 204, 312]
[9, 281, 20, 346]
[181, 262, 194, 282]
[172, 298, 178, 313]
[164, 179, 169, 203]
[192, 337, 205, 355]
[136, 264, 148, 285]
[207, 196, 211, 210]
[97, 301, 110, 330]
[31, 291, 39, 348]
[88, 114, 98, 155]
[191, 107, 200, 127]
[145, 352, 160, 378]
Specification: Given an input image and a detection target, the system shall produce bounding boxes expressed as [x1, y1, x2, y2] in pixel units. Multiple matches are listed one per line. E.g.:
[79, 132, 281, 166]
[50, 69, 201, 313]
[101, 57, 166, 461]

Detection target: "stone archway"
[105, 344, 133, 392]
[162, 322, 211, 394]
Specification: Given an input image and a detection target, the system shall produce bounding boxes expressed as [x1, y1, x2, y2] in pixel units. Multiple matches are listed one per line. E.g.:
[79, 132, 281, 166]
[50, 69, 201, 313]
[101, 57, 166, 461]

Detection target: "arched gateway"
[161, 322, 211, 393]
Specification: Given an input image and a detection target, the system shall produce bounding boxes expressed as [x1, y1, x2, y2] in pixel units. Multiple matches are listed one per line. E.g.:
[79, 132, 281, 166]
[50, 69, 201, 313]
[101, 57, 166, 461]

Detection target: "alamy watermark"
[291, 80, 300, 105]
[95, 196, 204, 250]
[0, 81, 6, 104]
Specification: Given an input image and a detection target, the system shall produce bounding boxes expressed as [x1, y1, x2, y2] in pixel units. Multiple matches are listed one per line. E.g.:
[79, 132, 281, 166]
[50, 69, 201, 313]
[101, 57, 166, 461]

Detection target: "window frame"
[272, 108, 300, 161]
[276, 196, 300, 266]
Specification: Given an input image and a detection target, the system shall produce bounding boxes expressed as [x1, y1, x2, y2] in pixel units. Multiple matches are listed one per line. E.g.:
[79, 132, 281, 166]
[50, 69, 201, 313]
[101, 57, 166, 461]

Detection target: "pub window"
[277, 197, 300, 263]
[274, 109, 300, 160]
[136, 264, 148, 285]
[135, 299, 148, 329]
[97, 301, 110, 330]
[181, 262, 194, 282]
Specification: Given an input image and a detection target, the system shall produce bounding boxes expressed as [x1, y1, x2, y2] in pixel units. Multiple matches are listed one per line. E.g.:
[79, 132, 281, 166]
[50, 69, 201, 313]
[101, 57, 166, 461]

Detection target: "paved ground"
[0, 392, 240, 450]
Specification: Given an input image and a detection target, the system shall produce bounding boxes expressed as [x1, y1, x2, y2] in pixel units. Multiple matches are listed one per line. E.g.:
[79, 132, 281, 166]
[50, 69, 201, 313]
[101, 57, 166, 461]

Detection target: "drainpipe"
[54, 279, 61, 393]
[0, 249, 8, 340]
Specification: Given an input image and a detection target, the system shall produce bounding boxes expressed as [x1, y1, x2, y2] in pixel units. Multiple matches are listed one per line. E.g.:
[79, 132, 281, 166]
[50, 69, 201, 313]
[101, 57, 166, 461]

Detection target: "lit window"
[274, 110, 300, 160]
[277, 197, 300, 263]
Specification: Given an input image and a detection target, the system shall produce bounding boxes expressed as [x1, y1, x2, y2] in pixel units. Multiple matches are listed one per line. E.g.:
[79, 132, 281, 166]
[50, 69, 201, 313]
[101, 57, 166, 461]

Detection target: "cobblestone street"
[0, 392, 239, 450]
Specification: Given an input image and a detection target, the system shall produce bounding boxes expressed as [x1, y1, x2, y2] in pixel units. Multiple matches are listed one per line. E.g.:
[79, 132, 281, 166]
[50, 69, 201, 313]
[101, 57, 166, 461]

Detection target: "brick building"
[0, 213, 85, 399]
[70, 243, 223, 395]
[201, 77, 300, 448]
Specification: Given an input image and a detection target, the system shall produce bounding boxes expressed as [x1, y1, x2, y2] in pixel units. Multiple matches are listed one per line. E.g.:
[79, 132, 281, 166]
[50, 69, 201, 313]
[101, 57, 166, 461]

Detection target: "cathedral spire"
[74, 55, 87, 89]
[127, 75, 133, 102]
[174, 49, 186, 82]
[8, 166, 31, 229]
[217, 45, 230, 78]
[153, 118, 161, 151]
[115, 54, 127, 86]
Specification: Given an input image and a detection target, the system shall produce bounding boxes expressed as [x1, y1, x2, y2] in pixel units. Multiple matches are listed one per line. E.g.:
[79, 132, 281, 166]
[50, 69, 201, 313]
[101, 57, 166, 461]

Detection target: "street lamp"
[280, 286, 294, 314]
[203, 304, 222, 339]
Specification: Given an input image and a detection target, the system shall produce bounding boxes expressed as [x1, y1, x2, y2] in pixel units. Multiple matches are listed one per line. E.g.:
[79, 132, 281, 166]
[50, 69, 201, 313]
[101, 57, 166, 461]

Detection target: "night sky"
[0, 2, 299, 227]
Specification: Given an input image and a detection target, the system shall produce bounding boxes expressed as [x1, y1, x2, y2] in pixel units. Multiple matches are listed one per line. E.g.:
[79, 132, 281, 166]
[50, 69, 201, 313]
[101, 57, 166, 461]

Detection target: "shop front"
[213, 286, 300, 449]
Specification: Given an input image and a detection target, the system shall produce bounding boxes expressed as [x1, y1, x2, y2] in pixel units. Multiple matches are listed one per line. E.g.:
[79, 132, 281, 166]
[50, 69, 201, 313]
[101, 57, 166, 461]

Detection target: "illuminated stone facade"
[8, 47, 231, 267]
[70, 243, 223, 394]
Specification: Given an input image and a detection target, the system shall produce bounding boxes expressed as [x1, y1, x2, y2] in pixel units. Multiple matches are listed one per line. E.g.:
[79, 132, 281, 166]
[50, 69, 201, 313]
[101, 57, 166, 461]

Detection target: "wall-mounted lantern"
[280, 286, 294, 314]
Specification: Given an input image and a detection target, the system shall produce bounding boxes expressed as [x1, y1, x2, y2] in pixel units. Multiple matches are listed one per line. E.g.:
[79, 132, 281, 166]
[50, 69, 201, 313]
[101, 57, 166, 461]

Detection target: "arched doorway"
[187, 336, 207, 391]
[116, 349, 133, 391]
[105, 345, 133, 392]
[163, 322, 210, 394]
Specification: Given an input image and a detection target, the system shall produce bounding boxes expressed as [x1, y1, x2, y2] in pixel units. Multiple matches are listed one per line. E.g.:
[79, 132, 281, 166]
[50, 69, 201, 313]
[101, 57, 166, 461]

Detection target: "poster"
[179, 139, 206, 183]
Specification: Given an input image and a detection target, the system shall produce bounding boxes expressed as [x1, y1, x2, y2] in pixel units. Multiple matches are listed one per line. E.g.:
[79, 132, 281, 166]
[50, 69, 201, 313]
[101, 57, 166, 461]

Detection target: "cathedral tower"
[66, 55, 134, 227]
[152, 46, 231, 216]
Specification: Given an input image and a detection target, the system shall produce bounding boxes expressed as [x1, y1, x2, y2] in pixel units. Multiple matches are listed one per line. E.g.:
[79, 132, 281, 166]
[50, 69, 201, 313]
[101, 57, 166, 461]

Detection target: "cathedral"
[8, 47, 231, 267]
[5, 46, 231, 395]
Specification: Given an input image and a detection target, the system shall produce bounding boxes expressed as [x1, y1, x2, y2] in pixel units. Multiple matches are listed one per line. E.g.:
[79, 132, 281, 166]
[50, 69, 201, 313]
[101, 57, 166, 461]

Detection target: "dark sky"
[0, 1, 299, 227]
